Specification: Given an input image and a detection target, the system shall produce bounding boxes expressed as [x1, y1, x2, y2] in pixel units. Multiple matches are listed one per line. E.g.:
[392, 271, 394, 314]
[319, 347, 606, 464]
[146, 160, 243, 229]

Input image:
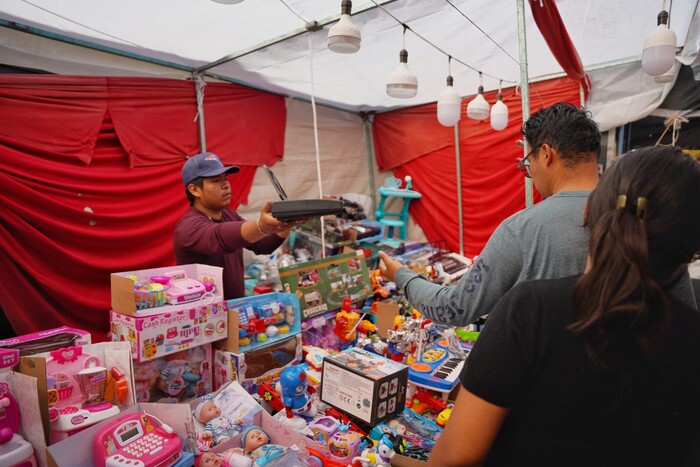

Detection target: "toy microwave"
[93, 412, 182, 467]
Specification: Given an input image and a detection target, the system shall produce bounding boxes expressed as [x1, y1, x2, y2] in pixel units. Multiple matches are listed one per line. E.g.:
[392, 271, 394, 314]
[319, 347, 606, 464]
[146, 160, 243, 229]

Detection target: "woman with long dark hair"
[429, 146, 700, 466]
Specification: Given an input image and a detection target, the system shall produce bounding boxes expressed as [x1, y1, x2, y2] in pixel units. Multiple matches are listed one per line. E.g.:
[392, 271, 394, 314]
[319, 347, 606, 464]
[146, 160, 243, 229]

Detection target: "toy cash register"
[151, 271, 212, 305]
[93, 412, 182, 467]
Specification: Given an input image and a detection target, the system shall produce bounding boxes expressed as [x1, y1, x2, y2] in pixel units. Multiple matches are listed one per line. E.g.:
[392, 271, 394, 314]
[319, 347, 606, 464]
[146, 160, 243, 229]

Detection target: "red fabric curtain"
[0, 76, 285, 340]
[373, 77, 580, 257]
[529, 0, 591, 91]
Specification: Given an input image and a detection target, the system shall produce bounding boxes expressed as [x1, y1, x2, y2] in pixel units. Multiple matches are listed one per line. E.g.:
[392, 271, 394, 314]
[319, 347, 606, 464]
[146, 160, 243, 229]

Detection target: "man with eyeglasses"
[379, 102, 600, 327]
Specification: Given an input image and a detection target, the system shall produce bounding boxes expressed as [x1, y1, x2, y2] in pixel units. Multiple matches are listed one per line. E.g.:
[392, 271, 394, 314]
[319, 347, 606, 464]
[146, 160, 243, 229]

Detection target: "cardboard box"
[133, 343, 212, 403]
[0, 326, 91, 356]
[110, 300, 228, 362]
[321, 348, 408, 426]
[217, 292, 301, 353]
[375, 299, 401, 339]
[213, 334, 302, 393]
[279, 251, 371, 320]
[111, 263, 223, 317]
[46, 402, 195, 467]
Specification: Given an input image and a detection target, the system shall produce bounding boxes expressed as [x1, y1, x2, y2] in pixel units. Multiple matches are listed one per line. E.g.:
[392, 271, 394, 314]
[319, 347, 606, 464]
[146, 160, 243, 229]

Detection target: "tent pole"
[362, 113, 378, 216]
[516, 0, 533, 208]
[454, 124, 464, 256]
[194, 73, 207, 152]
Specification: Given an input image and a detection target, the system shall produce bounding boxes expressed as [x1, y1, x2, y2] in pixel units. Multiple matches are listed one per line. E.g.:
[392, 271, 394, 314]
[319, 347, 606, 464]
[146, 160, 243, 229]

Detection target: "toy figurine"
[353, 434, 396, 467]
[334, 296, 361, 349]
[195, 395, 243, 447]
[277, 365, 317, 429]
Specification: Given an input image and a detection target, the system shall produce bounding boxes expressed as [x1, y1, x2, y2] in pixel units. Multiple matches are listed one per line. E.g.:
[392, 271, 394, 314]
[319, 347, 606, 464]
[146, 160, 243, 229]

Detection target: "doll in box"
[195, 395, 244, 447]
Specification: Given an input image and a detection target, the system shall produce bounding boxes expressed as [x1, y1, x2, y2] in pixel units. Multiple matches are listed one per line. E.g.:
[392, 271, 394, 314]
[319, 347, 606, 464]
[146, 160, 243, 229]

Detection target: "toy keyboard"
[407, 339, 469, 392]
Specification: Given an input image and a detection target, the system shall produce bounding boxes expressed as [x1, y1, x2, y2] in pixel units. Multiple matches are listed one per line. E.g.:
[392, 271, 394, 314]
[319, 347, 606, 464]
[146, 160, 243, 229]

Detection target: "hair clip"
[616, 195, 627, 209]
[635, 197, 648, 221]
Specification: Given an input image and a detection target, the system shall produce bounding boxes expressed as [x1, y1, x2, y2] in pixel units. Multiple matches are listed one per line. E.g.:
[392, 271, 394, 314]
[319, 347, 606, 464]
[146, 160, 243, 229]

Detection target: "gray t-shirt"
[395, 191, 590, 326]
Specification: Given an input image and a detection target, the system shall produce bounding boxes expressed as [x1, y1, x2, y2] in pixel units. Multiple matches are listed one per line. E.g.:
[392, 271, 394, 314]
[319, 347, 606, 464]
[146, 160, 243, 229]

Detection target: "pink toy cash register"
[151, 271, 213, 305]
[93, 412, 182, 467]
[0, 382, 37, 467]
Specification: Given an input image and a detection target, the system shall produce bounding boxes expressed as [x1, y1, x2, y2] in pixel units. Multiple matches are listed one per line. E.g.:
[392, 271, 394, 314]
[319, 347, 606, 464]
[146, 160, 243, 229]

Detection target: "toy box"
[111, 263, 223, 317]
[321, 347, 408, 426]
[110, 300, 228, 362]
[46, 402, 195, 467]
[213, 334, 302, 393]
[18, 342, 135, 447]
[217, 292, 301, 353]
[132, 343, 212, 403]
[0, 326, 91, 356]
[279, 251, 371, 321]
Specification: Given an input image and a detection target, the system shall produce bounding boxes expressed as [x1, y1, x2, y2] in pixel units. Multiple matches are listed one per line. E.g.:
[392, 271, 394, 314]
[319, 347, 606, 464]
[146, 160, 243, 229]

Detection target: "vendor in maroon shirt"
[173, 152, 301, 299]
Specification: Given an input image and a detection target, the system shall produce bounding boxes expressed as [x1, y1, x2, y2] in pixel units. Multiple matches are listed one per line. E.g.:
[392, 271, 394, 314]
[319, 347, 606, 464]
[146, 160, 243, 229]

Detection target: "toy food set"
[46, 402, 194, 467]
[133, 344, 212, 403]
[0, 326, 91, 356]
[321, 348, 408, 426]
[110, 300, 228, 362]
[279, 251, 371, 321]
[188, 381, 262, 451]
[0, 380, 38, 467]
[93, 411, 183, 467]
[218, 292, 301, 353]
[19, 341, 134, 447]
[111, 263, 223, 317]
[213, 334, 302, 393]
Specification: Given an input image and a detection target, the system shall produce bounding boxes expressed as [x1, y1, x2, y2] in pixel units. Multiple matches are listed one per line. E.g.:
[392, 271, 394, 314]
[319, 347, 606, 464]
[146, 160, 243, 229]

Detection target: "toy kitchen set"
[110, 264, 228, 362]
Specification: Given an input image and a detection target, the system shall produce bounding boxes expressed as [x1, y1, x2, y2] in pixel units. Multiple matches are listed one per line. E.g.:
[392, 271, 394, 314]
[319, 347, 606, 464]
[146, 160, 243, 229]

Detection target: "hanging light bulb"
[328, 0, 361, 54]
[437, 57, 461, 126]
[642, 5, 677, 76]
[210, 0, 244, 4]
[466, 72, 490, 120]
[490, 81, 508, 131]
[386, 26, 418, 99]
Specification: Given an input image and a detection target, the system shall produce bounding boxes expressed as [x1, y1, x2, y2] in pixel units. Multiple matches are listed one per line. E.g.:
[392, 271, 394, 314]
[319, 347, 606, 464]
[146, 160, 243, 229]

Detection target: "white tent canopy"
[1, 0, 698, 118]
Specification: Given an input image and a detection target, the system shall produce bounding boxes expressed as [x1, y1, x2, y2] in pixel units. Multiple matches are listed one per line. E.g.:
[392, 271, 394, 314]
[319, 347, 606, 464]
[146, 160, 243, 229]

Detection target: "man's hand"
[378, 251, 403, 282]
[258, 201, 305, 236]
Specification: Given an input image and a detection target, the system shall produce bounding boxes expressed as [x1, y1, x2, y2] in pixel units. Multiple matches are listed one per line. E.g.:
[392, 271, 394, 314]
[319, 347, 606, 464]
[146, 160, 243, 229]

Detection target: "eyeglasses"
[517, 144, 541, 178]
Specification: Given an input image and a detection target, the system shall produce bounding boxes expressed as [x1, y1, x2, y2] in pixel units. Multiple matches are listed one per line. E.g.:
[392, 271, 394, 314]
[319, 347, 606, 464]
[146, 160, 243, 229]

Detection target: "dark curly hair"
[522, 102, 601, 167]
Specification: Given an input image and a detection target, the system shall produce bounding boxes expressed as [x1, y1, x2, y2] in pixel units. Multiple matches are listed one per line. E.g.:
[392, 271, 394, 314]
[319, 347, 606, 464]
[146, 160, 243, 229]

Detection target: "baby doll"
[195, 449, 252, 467]
[242, 426, 286, 467]
[195, 395, 244, 447]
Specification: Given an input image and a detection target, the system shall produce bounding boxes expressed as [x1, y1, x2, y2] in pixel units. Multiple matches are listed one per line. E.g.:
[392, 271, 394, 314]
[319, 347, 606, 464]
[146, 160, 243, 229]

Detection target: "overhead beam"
[0, 19, 194, 72]
[196, 0, 398, 73]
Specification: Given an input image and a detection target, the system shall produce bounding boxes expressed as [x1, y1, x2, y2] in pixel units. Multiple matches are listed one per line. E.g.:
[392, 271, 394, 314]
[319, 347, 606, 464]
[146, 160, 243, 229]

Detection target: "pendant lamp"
[328, 0, 361, 54]
[386, 27, 417, 99]
[490, 81, 508, 131]
[466, 73, 489, 120]
[437, 58, 461, 126]
[211, 0, 244, 4]
[642, 7, 677, 76]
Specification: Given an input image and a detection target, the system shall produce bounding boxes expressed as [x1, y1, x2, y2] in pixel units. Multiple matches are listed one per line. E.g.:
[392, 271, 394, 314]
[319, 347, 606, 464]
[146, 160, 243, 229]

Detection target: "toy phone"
[93, 412, 182, 467]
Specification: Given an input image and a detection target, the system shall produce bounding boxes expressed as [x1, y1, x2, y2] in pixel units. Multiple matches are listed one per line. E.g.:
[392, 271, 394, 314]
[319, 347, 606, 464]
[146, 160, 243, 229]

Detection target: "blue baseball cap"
[182, 152, 240, 186]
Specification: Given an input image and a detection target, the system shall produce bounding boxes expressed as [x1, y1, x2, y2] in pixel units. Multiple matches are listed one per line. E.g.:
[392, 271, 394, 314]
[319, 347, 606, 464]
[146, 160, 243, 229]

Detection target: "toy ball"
[257, 334, 268, 343]
[266, 326, 280, 338]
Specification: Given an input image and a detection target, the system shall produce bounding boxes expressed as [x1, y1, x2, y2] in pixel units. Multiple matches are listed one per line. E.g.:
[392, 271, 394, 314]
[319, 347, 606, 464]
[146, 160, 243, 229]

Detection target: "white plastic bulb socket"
[642, 10, 677, 76]
[386, 49, 418, 99]
[653, 66, 675, 83]
[437, 76, 461, 127]
[466, 86, 490, 120]
[328, 1, 361, 54]
[490, 94, 509, 131]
